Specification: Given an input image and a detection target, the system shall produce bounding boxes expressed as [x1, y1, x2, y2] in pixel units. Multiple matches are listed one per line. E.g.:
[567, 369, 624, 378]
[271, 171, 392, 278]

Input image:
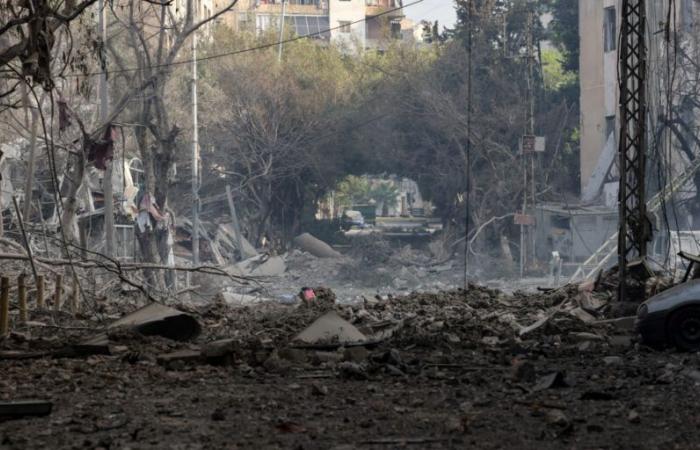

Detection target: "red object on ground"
[302, 288, 316, 302]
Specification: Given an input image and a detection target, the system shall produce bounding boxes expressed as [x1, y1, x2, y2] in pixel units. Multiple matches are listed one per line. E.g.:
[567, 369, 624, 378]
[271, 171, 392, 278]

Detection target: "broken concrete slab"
[250, 256, 286, 277]
[608, 335, 633, 348]
[578, 292, 607, 313]
[227, 254, 286, 277]
[594, 316, 636, 332]
[533, 371, 569, 391]
[157, 349, 203, 366]
[218, 223, 258, 259]
[569, 332, 605, 342]
[293, 233, 342, 258]
[568, 307, 597, 323]
[83, 303, 202, 348]
[293, 311, 367, 347]
[110, 303, 202, 341]
[217, 291, 272, 306]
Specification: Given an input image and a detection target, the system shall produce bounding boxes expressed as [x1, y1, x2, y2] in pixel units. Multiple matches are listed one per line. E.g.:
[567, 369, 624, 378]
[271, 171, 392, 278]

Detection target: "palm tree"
[370, 181, 399, 216]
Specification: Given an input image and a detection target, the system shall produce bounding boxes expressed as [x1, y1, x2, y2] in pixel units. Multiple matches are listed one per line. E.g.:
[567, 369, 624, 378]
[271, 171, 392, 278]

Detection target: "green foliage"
[334, 176, 399, 211]
[175, 4, 581, 246]
[546, 0, 579, 73]
[335, 176, 373, 207]
[370, 181, 399, 210]
[542, 48, 577, 91]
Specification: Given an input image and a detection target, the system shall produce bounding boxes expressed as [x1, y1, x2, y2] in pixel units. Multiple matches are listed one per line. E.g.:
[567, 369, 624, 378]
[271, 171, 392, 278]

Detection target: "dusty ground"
[1, 286, 700, 449]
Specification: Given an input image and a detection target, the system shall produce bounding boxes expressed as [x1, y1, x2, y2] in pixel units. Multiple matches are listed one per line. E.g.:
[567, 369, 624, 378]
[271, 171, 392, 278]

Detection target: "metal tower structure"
[617, 0, 650, 302]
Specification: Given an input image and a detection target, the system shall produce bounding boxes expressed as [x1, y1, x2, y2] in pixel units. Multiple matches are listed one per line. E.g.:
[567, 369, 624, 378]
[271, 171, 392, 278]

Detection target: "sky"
[405, 0, 458, 29]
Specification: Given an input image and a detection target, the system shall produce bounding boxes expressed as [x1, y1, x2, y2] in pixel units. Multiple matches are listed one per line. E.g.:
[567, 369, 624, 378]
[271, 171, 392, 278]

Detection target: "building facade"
[211, 0, 409, 49]
[579, 0, 699, 205]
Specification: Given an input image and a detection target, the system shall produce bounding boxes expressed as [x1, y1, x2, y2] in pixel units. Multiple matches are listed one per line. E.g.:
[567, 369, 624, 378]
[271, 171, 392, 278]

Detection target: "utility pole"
[277, 0, 287, 62]
[617, 0, 648, 302]
[99, 0, 114, 258]
[191, 7, 200, 266]
[526, 7, 536, 267]
[519, 6, 536, 278]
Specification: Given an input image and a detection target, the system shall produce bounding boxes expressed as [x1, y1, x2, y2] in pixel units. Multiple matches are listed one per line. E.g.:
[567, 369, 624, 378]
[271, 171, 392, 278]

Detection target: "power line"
[63, 0, 424, 79]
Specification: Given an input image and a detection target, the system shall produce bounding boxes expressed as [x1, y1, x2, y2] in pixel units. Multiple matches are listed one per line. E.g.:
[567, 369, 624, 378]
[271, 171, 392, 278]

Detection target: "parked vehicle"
[341, 210, 365, 231]
[636, 278, 700, 350]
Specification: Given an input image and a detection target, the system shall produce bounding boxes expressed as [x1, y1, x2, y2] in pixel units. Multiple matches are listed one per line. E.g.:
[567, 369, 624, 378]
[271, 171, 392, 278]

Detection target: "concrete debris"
[569, 332, 605, 342]
[3, 279, 700, 448]
[80, 303, 201, 350]
[157, 349, 202, 367]
[568, 307, 597, 323]
[293, 311, 367, 347]
[293, 233, 343, 258]
[510, 359, 536, 383]
[603, 356, 623, 366]
[546, 409, 569, 427]
[228, 253, 286, 277]
[217, 291, 274, 306]
[109, 303, 201, 341]
[533, 371, 569, 391]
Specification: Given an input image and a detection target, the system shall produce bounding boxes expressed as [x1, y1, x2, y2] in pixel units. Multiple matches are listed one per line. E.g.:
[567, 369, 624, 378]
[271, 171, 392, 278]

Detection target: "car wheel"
[668, 307, 700, 351]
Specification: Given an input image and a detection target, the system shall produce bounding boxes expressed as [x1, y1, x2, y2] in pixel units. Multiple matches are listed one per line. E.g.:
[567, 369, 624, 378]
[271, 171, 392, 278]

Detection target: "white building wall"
[580, 0, 700, 216]
[328, 0, 365, 50]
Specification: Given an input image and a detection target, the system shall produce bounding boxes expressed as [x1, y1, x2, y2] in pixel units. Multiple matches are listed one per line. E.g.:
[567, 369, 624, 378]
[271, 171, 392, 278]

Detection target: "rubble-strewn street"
[6, 0, 700, 447]
[2, 284, 700, 449]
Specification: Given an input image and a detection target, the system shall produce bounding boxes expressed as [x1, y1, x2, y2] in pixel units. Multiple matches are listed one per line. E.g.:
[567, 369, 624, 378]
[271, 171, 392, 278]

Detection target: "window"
[338, 20, 351, 33]
[390, 19, 401, 39]
[604, 7, 616, 52]
[290, 16, 330, 39]
[551, 215, 571, 230]
[605, 115, 616, 141]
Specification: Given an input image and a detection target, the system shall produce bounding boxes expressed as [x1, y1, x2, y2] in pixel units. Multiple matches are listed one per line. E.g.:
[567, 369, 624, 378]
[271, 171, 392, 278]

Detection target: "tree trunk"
[59, 151, 85, 244]
[134, 121, 165, 292]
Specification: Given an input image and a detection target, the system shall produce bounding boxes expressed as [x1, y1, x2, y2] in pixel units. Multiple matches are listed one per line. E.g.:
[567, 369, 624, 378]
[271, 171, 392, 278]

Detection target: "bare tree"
[97, 0, 238, 289]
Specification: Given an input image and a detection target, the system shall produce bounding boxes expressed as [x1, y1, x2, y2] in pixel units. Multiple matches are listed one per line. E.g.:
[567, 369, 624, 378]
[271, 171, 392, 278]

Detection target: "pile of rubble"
[10, 278, 700, 448]
[0, 279, 626, 376]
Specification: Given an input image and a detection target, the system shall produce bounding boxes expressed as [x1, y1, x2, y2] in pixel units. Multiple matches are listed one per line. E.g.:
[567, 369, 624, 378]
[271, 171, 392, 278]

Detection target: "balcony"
[365, 0, 403, 18]
[255, 0, 328, 15]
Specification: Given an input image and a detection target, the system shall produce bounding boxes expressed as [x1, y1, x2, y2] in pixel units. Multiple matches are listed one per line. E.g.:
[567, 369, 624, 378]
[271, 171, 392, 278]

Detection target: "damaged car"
[636, 279, 700, 351]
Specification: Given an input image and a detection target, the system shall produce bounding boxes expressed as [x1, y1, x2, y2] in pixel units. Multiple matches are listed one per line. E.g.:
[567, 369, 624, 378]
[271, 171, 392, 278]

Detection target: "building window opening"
[605, 115, 616, 142]
[390, 19, 401, 39]
[551, 215, 571, 230]
[604, 7, 616, 52]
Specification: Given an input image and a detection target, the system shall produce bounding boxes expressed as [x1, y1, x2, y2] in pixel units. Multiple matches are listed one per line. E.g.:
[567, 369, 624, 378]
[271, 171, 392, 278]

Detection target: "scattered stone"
[546, 409, 569, 427]
[343, 346, 369, 363]
[569, 332, 604, 342]
[608, 335, 632, 348]
[603, 356, 623, 366]
[628, 410, 640, 424]
[337, 362, 367, 380]
[311, 383, 329, 396]
[511, 359, 536, 383]
[533, 371, 569, 391]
